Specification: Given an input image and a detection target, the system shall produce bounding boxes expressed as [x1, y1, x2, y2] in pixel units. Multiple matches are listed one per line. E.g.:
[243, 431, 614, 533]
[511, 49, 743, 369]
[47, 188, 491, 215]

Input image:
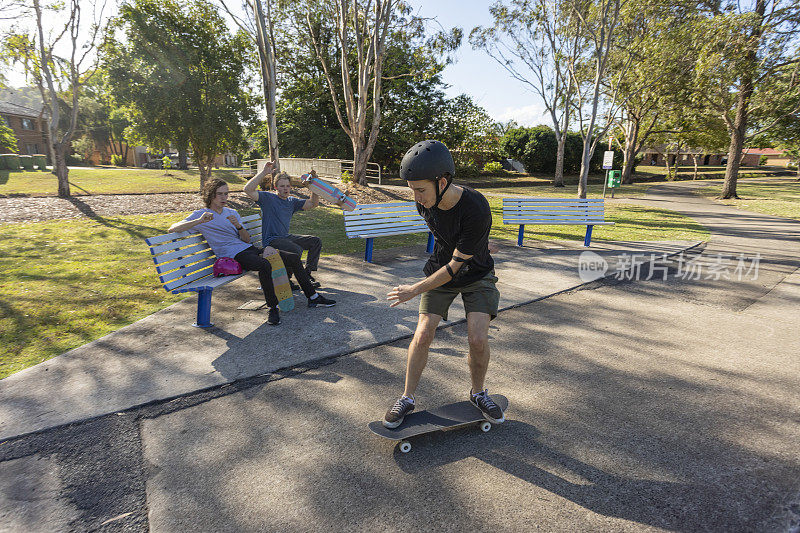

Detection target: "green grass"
[0, 167, 248, 196]
[482, 182, 652, 199]
[0, 199, 707, 379]
[486, 197, 708, 244]
[696, 180, 800, 220]
[0, 206, 426, 379]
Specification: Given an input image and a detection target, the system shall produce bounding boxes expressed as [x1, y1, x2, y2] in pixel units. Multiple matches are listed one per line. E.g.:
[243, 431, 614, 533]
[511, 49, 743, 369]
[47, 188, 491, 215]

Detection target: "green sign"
[607, 169, 621, 188]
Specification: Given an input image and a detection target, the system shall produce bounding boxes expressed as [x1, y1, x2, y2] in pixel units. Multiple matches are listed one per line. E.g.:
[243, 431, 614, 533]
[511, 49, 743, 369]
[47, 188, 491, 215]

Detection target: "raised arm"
[244, 161, 275, 201]
[303, 169, 320, 210]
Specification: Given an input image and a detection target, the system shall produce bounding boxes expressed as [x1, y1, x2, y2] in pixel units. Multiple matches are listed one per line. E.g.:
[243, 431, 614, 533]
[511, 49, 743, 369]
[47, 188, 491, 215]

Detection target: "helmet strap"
[433, 174, 452, 209]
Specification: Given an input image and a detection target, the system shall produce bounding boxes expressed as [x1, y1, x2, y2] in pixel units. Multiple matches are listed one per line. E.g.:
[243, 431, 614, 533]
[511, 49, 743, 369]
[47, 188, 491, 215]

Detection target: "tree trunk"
[352, 138, 369, 185]
[673, 147, 681, 179]
[55, 147, 70, 198]
[722, 124, 745, 198]
[621, 117, 640, 185]
[691, 153, 698, 180]
[663, 152, 672, 180]
[252, 0, 279, 168]
[198, 158, 212, 185]
[578, 141, 592, 199]
[554, 134, 566, 187]
[178, 149, 188, 170]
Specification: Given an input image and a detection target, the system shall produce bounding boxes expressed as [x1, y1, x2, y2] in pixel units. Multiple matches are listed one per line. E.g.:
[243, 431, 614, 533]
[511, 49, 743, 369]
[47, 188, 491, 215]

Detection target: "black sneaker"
[267, 307, 280, 325]
[470, 389, 505, 423]
[308, 294, 336, 307]
[289, 281, 301, 291]
[383, 396, 415, 428]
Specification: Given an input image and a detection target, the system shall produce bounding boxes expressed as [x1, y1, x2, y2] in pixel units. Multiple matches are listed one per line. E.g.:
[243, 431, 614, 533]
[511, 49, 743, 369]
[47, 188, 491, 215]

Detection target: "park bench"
[502, 198, 614, 247]
[344, 201, 434, 262]
[145, 213, 261, 328]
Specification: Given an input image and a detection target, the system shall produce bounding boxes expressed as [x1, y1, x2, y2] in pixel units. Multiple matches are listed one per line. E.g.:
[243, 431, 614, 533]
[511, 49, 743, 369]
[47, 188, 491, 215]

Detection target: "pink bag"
[213, 257, 242, 277]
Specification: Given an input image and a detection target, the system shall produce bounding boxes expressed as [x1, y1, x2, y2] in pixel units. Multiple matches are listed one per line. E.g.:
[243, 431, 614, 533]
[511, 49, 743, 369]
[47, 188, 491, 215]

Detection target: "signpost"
[602, 150, 614, 198]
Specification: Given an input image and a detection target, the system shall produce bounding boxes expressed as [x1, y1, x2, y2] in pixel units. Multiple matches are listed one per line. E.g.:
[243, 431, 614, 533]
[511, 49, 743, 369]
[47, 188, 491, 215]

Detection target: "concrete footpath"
[1, 180, 799, 532]
[0, 238, 699, 441]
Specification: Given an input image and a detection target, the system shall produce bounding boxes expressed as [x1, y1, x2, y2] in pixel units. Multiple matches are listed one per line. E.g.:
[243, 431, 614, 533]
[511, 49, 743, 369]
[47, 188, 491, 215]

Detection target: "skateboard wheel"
[480, 421, 492, 432]
[399, 441, 411, 453]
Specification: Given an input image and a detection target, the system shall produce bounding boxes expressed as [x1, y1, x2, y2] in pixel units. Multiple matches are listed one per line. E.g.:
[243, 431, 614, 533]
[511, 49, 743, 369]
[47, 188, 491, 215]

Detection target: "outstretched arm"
[169, 211, 213, 233]
[387, 249, 472, 307]
[244, 161, 274, 201]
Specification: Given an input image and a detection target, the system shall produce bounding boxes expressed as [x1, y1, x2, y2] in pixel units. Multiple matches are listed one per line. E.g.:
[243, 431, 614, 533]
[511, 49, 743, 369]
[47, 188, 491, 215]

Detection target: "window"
[21, 118, 35, 130]
[2, 115, 11, 127]
[26, 144, 39, 155]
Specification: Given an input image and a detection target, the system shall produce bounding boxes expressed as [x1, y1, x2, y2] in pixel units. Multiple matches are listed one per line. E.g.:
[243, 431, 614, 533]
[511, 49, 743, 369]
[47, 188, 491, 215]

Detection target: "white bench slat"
[162, 265, 216, 292]
[345, 201, 416, 211]
[345, 211, 420, 222]
[159, 257, 216, 284]
[345, 219, 428, 232]
[155, 249, 215, 274]
[152, 242, 211, 266]
[503, 198, 604, 203]
[148, 235, 206, 256]
[171, 272, 241, 294]
[503, 220, 613, 226]
[349, 227, 430, 239]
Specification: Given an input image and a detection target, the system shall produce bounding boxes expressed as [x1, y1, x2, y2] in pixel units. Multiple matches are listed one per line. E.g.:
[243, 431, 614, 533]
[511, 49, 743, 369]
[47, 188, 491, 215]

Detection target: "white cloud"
[495, 103, 549, 127]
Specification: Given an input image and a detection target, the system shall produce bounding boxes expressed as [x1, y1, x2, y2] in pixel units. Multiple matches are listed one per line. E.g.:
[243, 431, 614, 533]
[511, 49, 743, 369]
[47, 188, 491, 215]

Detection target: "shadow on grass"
[65, 196, 164, 239]
[0, 170, 9, 185]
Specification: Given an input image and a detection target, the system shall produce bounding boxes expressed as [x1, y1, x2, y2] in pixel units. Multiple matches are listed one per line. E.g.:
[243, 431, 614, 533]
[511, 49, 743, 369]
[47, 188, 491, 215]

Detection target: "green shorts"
[419, 271, 500, 321]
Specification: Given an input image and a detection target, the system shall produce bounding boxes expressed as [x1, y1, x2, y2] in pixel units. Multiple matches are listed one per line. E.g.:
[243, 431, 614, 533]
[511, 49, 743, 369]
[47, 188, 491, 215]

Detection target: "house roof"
[743, 148, 788, 157]
[0, 101, 44, 118]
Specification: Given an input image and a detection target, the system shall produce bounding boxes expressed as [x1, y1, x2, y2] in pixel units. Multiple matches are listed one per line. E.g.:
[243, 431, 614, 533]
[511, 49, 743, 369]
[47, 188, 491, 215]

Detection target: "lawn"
[0, 200, 708, 379]
[696, 180, 800, 220]
[0, 167, 248, 196]
[482, 182, 653, 199]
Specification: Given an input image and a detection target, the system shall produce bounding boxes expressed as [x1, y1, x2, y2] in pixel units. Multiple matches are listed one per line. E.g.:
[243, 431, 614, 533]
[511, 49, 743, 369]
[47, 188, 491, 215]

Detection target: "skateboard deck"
[368, 395, 508, 453]
[262, 250, 295, 312]
[301, 173, 357, 211]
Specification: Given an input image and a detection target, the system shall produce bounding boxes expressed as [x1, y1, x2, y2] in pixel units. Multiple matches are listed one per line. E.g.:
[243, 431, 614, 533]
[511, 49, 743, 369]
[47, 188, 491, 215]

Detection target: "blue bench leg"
[365, 237, 374, 262]
[584, 225, 594, 247]
[193, 288, 214, 328]
[426, 232, 434, 253]
[517, 224, 525, 247]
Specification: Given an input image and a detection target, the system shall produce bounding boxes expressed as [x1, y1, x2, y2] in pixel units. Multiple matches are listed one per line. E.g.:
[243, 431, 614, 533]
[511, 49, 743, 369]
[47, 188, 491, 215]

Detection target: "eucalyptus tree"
[304, 0, 460, 185]
[2, 0, 108, 197]
[471, 0, 584, 187]
[693, 0, 800, 198]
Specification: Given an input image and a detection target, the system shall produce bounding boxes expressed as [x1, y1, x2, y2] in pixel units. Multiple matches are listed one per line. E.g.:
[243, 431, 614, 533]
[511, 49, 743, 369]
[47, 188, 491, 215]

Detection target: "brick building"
[0, 101, 49, 156]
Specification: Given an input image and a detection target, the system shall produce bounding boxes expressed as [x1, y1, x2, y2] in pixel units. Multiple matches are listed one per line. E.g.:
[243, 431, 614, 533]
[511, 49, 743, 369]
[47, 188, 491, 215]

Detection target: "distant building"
[641, 145, 792, 167]
[0, 101, 49, 156]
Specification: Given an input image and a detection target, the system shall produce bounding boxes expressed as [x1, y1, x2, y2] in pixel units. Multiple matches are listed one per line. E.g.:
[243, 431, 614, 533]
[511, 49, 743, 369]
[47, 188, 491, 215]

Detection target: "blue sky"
[407, 0, 548, 126]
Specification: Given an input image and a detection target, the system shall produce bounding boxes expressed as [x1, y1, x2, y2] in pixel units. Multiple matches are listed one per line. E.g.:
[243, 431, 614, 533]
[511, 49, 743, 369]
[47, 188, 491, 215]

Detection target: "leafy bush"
[65, 154, 85, 166]
[501, 127, 533, 161]
[162, 155, 173, 169]
[340, 170, 353, 183]
[759, 155, 768, 166]
[455, 165, 481, 178]
[111, 154, 125, 166]
[522, 126, 558, 173]
[482, 161, 504, 174]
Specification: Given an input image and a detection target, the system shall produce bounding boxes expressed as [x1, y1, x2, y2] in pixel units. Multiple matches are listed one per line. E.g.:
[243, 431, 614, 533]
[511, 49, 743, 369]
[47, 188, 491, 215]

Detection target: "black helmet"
[400, 140, 455, 181]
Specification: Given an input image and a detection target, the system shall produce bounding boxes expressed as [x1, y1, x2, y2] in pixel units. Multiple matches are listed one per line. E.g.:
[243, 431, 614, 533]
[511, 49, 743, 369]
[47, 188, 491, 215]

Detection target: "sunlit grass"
[696, 180, 800, 220]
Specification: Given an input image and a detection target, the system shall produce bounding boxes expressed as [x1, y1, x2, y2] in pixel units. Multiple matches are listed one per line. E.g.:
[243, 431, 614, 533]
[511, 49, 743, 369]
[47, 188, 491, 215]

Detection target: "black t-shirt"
[417, 186, 494, 288]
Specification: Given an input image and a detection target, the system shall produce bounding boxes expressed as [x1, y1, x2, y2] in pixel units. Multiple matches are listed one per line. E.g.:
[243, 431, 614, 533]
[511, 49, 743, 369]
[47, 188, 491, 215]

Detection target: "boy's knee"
[468, 331, 489, 351]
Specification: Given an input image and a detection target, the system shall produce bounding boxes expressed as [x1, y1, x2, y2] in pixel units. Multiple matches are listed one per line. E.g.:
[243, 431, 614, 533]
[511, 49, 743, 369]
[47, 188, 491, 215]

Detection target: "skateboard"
[301, 172, 357, 211]
[368, 395, 508, 453]
[262, 250, 295, 312]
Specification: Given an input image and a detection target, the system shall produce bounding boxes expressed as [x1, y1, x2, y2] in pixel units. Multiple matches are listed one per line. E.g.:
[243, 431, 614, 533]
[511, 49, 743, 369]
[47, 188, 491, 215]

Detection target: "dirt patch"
[0, 184, 414, 224]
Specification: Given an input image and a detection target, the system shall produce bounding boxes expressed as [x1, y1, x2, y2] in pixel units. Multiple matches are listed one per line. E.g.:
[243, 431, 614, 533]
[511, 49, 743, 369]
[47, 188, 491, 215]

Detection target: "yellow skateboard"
[262, 250, 295, 312]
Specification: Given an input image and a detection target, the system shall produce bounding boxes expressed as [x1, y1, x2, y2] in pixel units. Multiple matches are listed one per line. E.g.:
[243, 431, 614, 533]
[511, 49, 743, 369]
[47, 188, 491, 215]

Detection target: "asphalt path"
[1, 181, 799, 532]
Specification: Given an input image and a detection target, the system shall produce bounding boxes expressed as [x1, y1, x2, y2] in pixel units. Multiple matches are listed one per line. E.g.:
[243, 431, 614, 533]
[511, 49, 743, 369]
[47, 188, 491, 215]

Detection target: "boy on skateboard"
[244, 162, 325, 289]
[384, 140, 504, 428]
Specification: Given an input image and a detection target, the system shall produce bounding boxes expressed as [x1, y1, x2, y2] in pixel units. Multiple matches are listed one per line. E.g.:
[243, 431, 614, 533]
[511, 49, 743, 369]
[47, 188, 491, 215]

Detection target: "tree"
[471, 0, 584, 187]
[0, 121, 17, 152]
[305, 1, 460, 185]
[105, 0, 255, 185]
[2, 0, 108, 197]
[693, 0, 800, 198]
[434, 94, 501, 169]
